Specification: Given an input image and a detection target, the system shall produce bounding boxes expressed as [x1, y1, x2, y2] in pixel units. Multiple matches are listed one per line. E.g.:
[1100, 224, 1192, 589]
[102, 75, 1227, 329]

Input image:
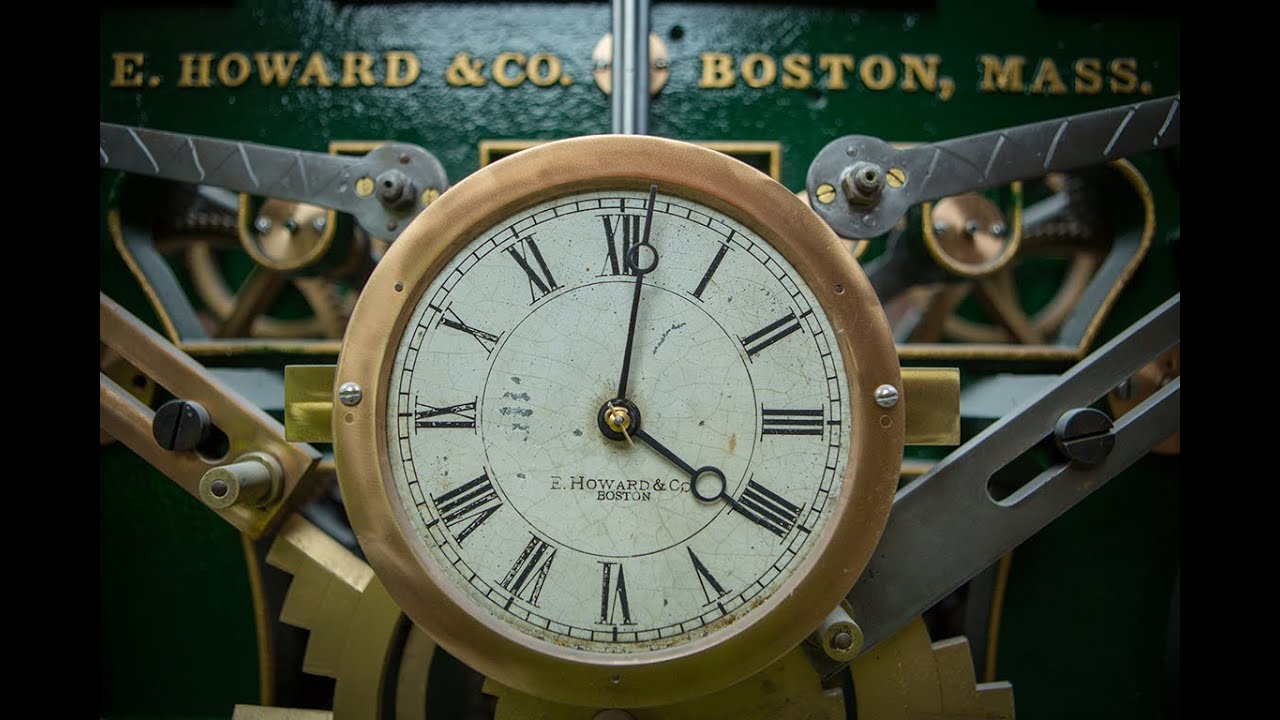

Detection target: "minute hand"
[99, 122, 448, 241]
[806, 94, 1180, 239]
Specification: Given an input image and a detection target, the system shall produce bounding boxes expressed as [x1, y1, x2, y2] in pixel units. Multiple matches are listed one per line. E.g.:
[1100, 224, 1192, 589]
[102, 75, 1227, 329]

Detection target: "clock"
[333, 134, 904, 707]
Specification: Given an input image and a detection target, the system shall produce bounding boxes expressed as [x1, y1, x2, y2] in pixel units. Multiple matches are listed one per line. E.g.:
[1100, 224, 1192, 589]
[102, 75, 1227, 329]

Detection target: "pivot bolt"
[842, 161, 885, 207]
[375, 169, 417, 210]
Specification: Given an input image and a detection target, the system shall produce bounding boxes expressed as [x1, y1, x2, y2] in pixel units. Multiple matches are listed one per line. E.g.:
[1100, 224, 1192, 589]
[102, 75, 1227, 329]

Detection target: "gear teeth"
[851, 617, 1015, 719]
[267, 514, 409, 718]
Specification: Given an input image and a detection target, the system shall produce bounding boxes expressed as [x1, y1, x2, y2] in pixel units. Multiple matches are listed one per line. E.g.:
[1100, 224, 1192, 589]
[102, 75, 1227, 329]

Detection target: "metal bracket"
[99, 292, 322, 538]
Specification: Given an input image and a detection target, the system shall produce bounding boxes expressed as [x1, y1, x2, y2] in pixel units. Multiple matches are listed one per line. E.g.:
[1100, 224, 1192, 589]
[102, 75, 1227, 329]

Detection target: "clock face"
[334, 134, 902, 707]
[384, 188, 851, 652]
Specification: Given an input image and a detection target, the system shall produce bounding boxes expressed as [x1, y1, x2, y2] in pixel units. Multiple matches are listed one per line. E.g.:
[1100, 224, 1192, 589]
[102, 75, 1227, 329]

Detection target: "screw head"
[1053, 408, 1116, 466]
[253, 216, 272, 234]
[832, 631, 854, 650]
[933, 222, 949, 236]
[815, 183, 837, 204]
[338, 382, 363, 407]
[312, 216, 327, 233]
[152, 399, 213, 452]
[874, 384, 899, 408]
[990, 222, 1006, 237]
[886, 166, 907, 189]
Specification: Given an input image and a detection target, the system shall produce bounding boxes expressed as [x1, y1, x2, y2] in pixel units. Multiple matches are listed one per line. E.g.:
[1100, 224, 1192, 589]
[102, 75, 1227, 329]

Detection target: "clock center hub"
[598, 397, 642, 442]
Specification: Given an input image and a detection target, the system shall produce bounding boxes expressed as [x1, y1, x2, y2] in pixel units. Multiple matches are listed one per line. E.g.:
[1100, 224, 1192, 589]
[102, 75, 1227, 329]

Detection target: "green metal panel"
[100, 2, 1180, 717]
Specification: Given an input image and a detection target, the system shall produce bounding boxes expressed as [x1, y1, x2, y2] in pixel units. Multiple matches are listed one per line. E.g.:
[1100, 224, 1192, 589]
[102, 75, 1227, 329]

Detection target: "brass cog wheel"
[259, 514, 1013, 720]
[903, 163, 1143, 349]
[154, 197, 355, 340]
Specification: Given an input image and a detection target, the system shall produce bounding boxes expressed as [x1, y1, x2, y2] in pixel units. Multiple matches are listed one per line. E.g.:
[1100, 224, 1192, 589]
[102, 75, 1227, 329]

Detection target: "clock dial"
[334, 135, 903, 707]
[385, 189, 850, 652]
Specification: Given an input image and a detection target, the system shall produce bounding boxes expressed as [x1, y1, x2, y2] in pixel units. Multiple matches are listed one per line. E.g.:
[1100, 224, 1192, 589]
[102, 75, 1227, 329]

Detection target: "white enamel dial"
[384, 187, 851, 654]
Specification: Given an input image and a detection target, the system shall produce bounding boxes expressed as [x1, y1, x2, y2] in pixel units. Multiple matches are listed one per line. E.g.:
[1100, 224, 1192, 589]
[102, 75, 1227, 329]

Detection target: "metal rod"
[611, 0, 649, 135]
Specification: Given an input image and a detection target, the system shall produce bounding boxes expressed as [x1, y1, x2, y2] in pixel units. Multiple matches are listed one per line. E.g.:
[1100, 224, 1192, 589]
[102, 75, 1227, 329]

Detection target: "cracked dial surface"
[386, 188, 851, 653]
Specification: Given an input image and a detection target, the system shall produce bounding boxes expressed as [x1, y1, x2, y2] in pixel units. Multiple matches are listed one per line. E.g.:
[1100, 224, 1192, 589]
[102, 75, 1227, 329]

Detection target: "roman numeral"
[505, 236, 559, 302]
[732, 479, 804, 540]
[741, 311, 804, 357]
[687, 547, 728, 610]
[761, 407, 824, 436]
[600, 214, 642, 276]
[500, 535, 557, 608]
[433, 304, 501, 354]
[412, 397, 477, 430]
[598, 561, 634, 625]
[692, 242, 730, 300]
[427, 472, 502, 544]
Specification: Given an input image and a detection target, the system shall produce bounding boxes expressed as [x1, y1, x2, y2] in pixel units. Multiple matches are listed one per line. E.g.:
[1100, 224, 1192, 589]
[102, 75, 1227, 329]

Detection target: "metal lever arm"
[807, 95, 1180, 238]
[99, 122, 448, 240]
[810, 293, 1180, 678]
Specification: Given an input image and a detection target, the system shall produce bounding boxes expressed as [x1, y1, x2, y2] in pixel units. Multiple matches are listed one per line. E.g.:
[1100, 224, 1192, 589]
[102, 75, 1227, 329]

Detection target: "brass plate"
[900, 367, 960, 446]
[333, 135, 903, 707]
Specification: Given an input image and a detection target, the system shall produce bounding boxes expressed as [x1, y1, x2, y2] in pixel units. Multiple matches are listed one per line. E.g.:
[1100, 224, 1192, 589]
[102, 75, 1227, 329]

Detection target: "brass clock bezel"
[333, 135, 904, 708]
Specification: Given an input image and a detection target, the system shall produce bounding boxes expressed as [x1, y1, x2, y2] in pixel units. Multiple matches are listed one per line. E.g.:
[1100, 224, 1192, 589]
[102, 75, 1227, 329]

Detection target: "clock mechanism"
[100, 4, 1180, 719]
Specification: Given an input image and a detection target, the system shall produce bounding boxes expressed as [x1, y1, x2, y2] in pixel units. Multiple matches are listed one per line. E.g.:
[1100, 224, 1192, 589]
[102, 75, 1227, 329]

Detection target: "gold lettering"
[860, 54, 896, 91]
[781, 54, 812, 89]
[384, 51, 421, 87]
[177, 53, 214, 88]
[111, 52, 145, 88]
[298, 52, 334, 87]
[900, 53, 939, 93]
[818, 54, 854, 90]
[1030, 58, 1067, 95]
[699, 52, 735, 89]
[741, 53, 777, 88]
[979, 54, 1026, 92]
[527, 53, 561, 87]
[341, 52, 377, 88]
[1109, 58, 1138, 93]
[1074, 58, 1102, 94]
[216, 53, 251, 87]
[494, 52, 526, 88]
[253, 52, 300, 88]
[445, 53, 486, 87]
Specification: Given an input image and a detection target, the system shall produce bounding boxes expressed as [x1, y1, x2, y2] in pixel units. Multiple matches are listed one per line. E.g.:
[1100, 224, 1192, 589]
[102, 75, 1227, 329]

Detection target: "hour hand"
[99, 122, 448, 240]
[805, 94, 1180, 239]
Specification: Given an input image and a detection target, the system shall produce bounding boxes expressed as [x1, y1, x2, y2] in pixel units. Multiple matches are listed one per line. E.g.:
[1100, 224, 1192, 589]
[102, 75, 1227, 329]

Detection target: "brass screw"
[886, 167, 907, 189]
[355, 177, 375, 197]
[816, 183, 837, 204]
[421, 187, 441, 206]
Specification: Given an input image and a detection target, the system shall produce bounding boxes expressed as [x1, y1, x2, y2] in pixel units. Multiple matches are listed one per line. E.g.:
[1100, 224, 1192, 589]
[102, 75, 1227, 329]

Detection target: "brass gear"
[153, 196, 355, 340]
[264, 514, 1013, 719]
[907, 166, 1130, 347]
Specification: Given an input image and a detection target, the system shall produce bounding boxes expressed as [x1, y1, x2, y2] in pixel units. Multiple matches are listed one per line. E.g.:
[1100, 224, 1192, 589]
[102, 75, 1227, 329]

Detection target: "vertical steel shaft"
[611, 0, 650, 135]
